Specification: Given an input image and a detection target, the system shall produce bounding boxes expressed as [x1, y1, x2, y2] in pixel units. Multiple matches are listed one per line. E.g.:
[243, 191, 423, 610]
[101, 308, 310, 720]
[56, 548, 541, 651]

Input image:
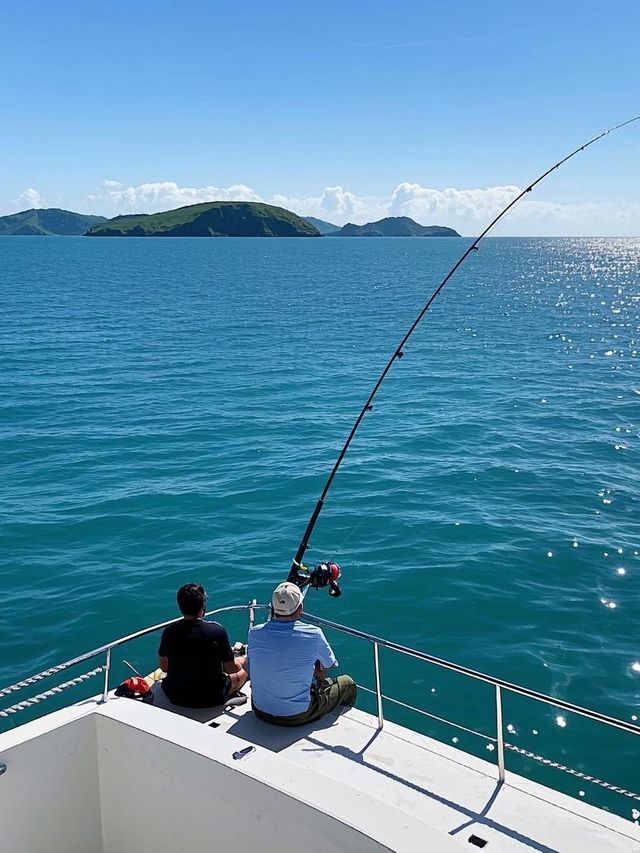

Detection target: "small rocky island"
[327, 216, 460, 237]
[85, 202, 320, 237]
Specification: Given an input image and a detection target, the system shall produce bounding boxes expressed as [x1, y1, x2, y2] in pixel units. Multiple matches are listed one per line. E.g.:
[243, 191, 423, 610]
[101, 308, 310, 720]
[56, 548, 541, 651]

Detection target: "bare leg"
[227, 666, 248, 696]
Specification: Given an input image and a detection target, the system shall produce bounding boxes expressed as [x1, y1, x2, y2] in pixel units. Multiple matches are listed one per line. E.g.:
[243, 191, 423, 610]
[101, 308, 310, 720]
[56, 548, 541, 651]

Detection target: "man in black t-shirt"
[158, 583, 247, 708]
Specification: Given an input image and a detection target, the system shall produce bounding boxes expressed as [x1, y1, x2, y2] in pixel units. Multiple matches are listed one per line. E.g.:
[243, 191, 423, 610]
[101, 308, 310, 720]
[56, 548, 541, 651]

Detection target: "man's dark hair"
[177, 583, 207, 617]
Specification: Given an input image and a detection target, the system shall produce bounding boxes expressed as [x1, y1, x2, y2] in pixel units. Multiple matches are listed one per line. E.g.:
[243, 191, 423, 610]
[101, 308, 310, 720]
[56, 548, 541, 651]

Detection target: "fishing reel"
[289, 561, 342, 598]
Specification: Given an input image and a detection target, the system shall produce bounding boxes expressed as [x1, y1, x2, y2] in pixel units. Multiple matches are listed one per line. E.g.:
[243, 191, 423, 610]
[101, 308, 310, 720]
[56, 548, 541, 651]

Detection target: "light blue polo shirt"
[247, 619, 337, 716]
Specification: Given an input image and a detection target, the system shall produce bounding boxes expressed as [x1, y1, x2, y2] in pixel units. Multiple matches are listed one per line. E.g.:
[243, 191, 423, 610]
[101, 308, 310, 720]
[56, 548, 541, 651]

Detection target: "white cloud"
[16, 187, 45, 210]
[271, 185, 388, 224]
[91, 180, 262, 214]
[82, 179, 640, 236]
[389, 182, 522, 222]
[269, 184, 517, 227]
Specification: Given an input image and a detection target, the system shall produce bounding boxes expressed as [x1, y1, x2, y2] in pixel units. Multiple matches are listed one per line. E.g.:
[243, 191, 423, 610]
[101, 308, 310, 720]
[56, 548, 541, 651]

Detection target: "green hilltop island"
[327, 216, 460, 237]
[86, 202, 320, 237]
[0, 208, 106, 236]
[0, 204, 460, 239]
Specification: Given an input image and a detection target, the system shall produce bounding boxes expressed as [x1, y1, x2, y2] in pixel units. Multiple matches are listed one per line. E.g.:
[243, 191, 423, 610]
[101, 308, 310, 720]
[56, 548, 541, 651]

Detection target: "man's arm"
[314, 629, 338, 679]
[314, 660, 327, 679]
[219, 627, 243, 674]
[158, 629, 169, 672]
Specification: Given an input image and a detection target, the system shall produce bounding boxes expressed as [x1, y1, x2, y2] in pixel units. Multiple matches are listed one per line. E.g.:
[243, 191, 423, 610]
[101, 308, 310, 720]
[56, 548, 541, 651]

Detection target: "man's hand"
[314, 660, 326, 681]
[224, 656, 245, 675]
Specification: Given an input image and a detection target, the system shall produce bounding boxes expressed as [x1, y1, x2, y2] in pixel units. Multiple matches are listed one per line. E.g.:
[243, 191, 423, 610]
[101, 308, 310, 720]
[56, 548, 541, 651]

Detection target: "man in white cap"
[247, 581, 356, 726]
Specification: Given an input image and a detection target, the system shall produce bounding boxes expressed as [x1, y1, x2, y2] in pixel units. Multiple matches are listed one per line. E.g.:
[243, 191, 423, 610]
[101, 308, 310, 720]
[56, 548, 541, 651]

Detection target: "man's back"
[248, 619, 336, 717]
[159, 619, 233, 707]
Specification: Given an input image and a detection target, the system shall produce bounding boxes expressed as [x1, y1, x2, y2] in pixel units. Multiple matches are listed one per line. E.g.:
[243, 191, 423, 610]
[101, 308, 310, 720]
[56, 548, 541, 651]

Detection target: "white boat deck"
[149, 682, 640, 853]
[1, 685, 639, 853]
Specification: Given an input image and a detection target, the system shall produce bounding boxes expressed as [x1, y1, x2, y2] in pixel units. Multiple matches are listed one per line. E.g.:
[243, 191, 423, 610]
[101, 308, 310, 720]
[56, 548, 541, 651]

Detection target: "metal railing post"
[248, 599, 257, 630]
[373, 642, 384, 729]
[495, 684, 505, 783]
[101, 648, 111, 703]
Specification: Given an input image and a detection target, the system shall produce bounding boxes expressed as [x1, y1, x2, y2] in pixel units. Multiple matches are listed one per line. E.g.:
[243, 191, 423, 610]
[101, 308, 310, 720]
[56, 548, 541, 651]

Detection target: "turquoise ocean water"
[1, 236, 639, 817]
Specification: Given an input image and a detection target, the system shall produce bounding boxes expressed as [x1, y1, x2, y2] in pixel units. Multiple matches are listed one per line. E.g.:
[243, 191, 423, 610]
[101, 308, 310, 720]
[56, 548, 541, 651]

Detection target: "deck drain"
[468, 835, 488, 848]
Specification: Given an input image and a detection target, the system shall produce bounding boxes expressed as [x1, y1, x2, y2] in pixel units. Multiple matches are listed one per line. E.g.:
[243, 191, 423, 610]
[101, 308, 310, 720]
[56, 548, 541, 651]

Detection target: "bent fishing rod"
[287, 115, 640, 597]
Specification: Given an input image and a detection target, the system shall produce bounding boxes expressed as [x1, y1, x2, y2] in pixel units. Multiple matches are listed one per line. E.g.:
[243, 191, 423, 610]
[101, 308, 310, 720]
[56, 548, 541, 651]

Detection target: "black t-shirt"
[158, 619, 234, 708]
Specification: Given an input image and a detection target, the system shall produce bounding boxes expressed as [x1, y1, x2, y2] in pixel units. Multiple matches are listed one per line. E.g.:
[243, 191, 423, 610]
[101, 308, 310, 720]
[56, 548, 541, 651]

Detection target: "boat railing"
[0, 605, 268, 721]
[2, 602, 639, 803]
[304, 612, 640, 799]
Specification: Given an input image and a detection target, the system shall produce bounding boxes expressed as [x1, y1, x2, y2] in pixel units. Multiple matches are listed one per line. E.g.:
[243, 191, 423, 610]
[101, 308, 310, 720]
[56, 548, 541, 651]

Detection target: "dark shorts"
[253, 675, 357, 727]
[160, 674, 231, 709]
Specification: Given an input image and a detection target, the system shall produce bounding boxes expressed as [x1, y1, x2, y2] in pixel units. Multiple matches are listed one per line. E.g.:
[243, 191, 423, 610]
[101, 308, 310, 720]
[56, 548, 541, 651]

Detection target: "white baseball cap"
[272, 582, 303, 616]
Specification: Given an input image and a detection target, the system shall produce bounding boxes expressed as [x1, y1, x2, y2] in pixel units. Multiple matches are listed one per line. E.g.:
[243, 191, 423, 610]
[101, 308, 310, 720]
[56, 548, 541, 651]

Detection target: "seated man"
[247, 581, 356, 726]
[158, 583, 247, 708]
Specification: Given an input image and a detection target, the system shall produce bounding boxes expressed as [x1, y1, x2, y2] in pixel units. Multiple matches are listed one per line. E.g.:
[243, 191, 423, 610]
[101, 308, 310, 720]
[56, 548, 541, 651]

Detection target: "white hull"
[1, 684, 638, 853]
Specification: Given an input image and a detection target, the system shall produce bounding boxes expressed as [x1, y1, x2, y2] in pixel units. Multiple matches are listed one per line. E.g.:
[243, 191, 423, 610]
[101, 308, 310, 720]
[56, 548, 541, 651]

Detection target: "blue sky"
[1, 1, 639, 235]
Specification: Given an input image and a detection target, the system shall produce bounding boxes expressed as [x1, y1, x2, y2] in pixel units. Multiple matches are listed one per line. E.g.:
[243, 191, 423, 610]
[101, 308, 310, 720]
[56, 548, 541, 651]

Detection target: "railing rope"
[0, 662, 81, 700]
[505, 743, 640, 801]
[0, 667, 104, 718]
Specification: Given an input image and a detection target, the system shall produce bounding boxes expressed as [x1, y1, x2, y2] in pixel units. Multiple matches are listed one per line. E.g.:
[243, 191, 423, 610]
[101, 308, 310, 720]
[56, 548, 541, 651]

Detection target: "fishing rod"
[287, 115, 640, 598]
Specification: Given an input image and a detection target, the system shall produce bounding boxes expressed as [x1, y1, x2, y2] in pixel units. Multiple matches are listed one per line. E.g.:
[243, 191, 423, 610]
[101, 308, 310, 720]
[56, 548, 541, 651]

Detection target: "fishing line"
[337, 516, 367, 550]
[289, 115, 640, 581]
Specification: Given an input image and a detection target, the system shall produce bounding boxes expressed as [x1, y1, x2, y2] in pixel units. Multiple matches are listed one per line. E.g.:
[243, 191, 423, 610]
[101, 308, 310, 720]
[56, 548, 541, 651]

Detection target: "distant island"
[327, 216, 460, 237]
[304, 216, 340, 235]
[86, 202, 320, 237]
[0, 205, 461, 240]
[0, 208, 106, 236]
